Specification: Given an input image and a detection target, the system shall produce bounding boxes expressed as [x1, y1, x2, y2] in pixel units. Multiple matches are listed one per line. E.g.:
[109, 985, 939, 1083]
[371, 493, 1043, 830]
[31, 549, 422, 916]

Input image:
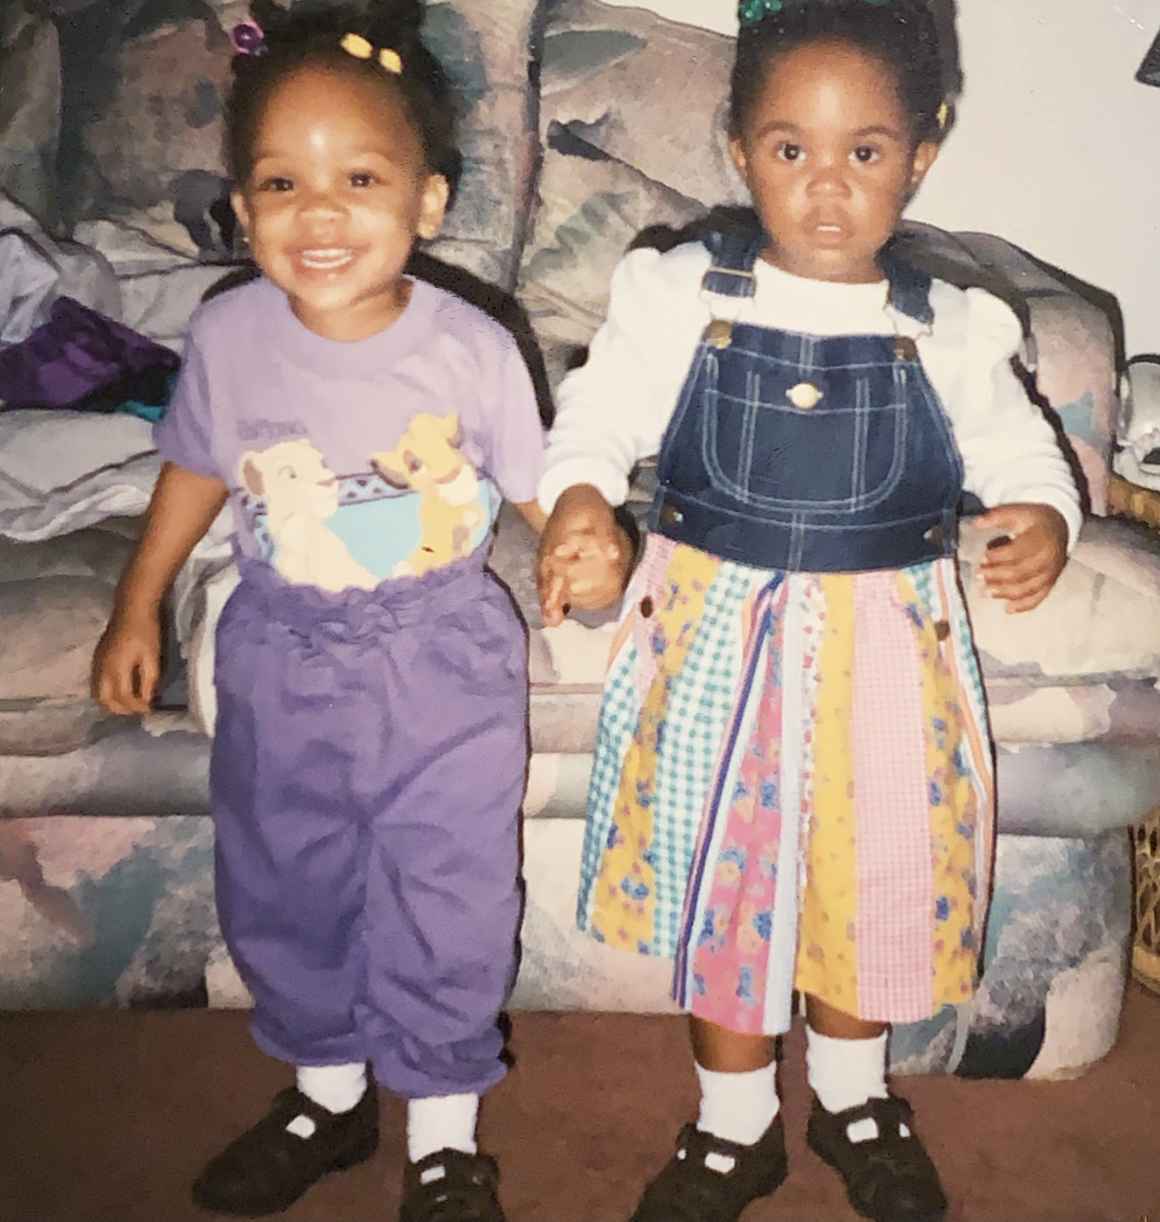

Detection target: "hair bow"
[231, 19, 267, 55]
[339, 32, 403, 75]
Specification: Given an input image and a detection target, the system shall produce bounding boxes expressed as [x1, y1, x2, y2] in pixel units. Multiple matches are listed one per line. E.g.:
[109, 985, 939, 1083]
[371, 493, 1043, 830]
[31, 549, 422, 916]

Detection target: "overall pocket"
[702, 357, 909, 512]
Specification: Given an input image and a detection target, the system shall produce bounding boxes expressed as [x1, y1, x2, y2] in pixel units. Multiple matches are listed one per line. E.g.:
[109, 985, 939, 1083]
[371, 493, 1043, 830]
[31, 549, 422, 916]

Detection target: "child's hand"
[92, 611, 162, 715]
[967, 502, 1069, 614]
[537, 485, 634, 627]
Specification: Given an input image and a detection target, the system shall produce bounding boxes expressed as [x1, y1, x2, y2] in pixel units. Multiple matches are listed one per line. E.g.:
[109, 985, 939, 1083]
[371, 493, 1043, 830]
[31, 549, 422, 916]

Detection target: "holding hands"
[967, 502, 1069, 614]
[537, 484, 635, 626]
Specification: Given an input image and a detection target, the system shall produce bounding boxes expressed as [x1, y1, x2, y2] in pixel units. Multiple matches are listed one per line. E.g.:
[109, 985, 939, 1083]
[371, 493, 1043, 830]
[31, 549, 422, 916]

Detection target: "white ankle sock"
[407, 1093, 480, 1164]
[288, 1063, 368, 1139]
[296, 1063, 368, 1114]
[806, 1027, 901, 1143]
[695, 1063, 780, 1149]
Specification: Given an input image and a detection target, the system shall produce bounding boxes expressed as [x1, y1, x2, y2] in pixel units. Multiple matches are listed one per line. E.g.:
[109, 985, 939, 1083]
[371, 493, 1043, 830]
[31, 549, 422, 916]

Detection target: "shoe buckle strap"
[866, 1096, 914, 1136]
[676, 1125, 750, 1167]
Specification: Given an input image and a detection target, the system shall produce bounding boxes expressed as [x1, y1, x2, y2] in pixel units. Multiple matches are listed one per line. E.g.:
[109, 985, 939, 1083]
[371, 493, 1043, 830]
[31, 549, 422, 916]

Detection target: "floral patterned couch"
[3, 0, 1160, 1082]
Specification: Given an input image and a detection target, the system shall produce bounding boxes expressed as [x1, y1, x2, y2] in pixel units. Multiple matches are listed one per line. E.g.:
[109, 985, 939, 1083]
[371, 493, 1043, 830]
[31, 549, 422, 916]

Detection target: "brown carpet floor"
[2, 984, 1157, 1222]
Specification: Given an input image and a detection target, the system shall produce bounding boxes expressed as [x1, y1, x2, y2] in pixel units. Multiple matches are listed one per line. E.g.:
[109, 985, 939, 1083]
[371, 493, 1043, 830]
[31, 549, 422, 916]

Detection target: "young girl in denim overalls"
[537, 3, 1080, 1220]
[93, 4, 544, 1219]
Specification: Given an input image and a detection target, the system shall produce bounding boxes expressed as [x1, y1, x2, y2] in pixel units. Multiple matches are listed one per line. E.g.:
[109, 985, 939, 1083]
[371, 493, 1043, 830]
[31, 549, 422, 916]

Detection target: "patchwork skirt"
[577, 535, 995, 1035]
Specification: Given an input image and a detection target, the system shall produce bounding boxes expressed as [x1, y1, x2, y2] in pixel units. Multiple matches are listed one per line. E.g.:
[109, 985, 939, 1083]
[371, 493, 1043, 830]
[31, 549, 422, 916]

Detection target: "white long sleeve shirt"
[538, 242, 1082, 550]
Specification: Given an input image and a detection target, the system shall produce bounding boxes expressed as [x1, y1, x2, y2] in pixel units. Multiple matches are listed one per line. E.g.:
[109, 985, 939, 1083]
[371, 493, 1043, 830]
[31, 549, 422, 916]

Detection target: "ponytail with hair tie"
[224, 0, 460, 189]
[729, 0, 955, 145]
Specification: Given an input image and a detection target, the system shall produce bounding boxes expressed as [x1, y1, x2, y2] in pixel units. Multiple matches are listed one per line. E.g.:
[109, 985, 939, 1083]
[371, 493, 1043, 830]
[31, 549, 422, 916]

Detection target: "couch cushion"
[964, 516, 1160, 686]
[63, 0, 539, 287]
[987, 679, 1160, 747]
[892, 224, 1119, 515]
[0, 574, 112, 698]
[0, 527, 133, 755]
[995, 742, 1160, 837]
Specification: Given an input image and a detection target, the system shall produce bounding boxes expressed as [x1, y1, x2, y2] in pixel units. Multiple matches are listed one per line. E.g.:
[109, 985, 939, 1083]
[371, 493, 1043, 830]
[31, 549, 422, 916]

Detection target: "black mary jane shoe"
[192, 1085, 378, 1216]
[807, 1094, 948, 1222]
[400, 1148, 507, 1222]
[629, 1116, 788, 1222]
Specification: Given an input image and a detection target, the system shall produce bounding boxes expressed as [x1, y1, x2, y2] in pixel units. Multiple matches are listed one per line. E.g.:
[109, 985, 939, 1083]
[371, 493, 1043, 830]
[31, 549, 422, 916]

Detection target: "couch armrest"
[896, 223, 1121, 514]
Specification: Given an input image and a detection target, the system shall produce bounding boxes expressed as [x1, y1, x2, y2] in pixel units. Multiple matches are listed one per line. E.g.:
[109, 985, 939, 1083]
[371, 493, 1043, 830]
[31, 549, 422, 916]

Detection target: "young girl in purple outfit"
[538, 2, 1079, 1219]
[93, 4, 543, 1219]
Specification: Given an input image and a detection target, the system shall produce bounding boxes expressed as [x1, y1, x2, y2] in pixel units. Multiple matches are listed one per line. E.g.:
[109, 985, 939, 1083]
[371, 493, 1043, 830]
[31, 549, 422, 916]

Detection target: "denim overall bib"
[649, 229, 965, 572]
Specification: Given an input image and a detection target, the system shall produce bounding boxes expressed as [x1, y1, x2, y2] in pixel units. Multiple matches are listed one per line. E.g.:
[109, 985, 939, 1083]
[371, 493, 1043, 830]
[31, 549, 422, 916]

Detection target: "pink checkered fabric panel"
[853, 572, 934, 1021]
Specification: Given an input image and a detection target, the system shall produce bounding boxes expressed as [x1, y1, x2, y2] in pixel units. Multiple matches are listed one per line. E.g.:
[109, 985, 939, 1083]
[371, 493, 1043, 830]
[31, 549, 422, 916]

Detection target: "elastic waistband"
[233, 548, 491, 634]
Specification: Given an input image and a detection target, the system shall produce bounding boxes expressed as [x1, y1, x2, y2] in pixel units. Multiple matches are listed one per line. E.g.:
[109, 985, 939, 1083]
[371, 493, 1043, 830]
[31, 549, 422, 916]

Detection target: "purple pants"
[210, 552, 527, 1098]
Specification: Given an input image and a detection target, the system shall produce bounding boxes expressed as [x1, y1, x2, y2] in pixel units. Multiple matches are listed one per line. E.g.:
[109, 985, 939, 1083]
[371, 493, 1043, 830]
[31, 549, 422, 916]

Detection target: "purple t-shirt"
[157, 276, 544, 592]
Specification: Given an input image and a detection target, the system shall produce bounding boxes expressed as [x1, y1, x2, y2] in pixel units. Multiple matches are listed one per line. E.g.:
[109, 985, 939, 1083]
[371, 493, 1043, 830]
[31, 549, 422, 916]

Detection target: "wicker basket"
[1134, 807, 1160, 993]
[1108, 472, 1160, 530]
[1109, 476, 1160, 992]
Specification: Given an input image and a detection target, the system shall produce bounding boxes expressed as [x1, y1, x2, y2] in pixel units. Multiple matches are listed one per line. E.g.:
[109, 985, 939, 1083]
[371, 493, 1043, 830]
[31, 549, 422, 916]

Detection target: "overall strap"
[701, 226, 938, 327]
[882, 229, 1038, 369]
[880, 248, 935, 327]
[701, 228, 762, 299]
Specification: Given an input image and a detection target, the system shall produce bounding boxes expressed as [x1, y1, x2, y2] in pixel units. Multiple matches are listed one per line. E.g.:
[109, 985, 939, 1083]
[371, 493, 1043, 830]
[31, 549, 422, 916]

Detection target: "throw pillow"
[0, 3, 62, 230]
[0, 526, 134, 755]
[539, 0, 743, 208]
[517, 127, 705, 386]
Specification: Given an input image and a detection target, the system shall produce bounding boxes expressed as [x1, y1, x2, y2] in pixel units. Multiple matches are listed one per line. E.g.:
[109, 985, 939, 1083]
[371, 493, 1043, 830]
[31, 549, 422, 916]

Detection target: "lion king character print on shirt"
[236, 413, 495, 593]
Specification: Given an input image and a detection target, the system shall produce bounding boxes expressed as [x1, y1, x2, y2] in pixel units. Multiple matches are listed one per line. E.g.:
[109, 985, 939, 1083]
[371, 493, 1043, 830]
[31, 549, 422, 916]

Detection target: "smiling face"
[730, 38, 938, 283]
[231, 64, 449, 342]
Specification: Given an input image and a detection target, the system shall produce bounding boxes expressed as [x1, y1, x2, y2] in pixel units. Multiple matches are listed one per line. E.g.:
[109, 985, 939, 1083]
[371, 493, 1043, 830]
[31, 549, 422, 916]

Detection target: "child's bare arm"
[512, 499, 548, 535]
[968, 502, 1068, 614]
[93, 462, 228, 715]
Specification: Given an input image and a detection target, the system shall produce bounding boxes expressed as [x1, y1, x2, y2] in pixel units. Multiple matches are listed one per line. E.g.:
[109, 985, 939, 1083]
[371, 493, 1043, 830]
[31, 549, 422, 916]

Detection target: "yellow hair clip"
[937, 100, 950, 131]
[340, 32, 403, 75]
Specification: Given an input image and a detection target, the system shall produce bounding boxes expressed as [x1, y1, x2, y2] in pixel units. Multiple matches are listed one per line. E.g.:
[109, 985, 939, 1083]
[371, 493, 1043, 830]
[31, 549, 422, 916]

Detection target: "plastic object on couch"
[1116, 358, 1160, 492]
